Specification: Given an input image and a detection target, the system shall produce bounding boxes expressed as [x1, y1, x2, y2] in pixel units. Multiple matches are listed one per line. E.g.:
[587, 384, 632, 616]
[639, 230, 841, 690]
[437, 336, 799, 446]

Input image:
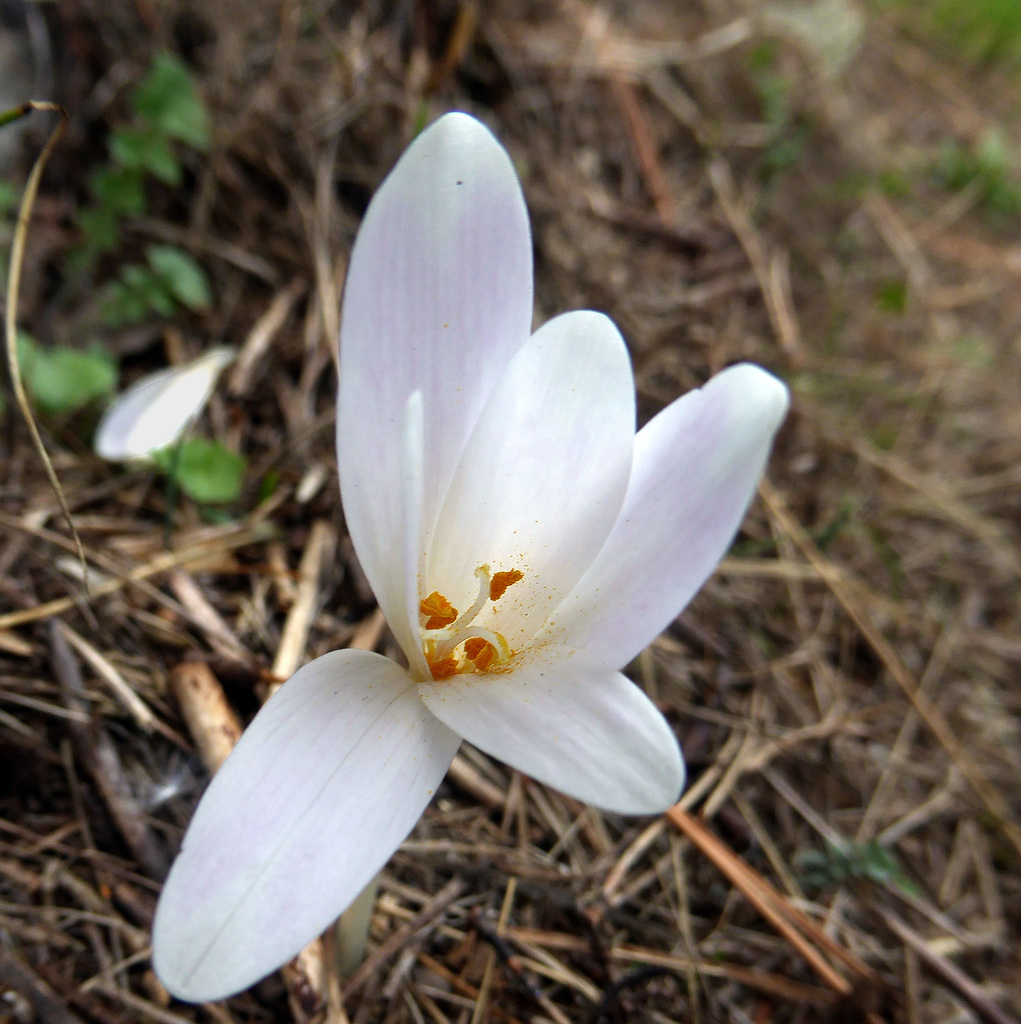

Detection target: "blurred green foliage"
[14, 331, 117, 416]
[926, 0, 1021, 66]
[747, 41, 812, 182]
[102, 244, 211, 327]
[798, 840, 918, 896]
[880, 0, 1021, 66]
[75, 51, 212, 327]
[935, 130, 1021, 218]
[153, 438, 245, 504]
[876, 278, 908, 314]
[0, 179, 16, 284]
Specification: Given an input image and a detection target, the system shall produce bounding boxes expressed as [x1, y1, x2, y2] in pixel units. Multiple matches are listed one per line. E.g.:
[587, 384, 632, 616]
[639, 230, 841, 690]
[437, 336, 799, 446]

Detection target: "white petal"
[338, 113, 533, 640]
[543, 363, 789, 667]
[152, 650, 459, 1002]
[400, 392, 431, 677]
[418, 647, 683, 814]
[94, 347, 235, 461]
[425, 311, 635, 648]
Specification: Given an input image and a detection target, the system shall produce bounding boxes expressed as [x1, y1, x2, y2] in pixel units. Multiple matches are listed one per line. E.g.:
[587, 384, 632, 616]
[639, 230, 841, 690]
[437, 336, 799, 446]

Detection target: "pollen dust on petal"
[420, 591, 458, 629]
[464, 637, 497, 672]
[489, 570, 523, 601]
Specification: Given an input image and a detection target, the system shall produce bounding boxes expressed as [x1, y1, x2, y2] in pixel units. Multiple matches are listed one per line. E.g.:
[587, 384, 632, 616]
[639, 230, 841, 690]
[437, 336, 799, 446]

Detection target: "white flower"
[93, 346, 235, 461]
[152, 114, 789, 1001]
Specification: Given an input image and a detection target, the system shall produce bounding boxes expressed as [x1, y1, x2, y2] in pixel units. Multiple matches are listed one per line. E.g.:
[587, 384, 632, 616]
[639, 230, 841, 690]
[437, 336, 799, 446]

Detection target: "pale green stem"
[334, 873, 381, 977]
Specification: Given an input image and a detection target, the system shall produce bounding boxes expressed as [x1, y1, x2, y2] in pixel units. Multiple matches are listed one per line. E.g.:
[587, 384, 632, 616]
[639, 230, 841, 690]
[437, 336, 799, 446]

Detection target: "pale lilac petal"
[418, 647, 683, 814]
[152, 651, 459, 1002]
[94, 347, 235, 460]
[542, 363, 789, 667]
[424, 311, 635, 648]
[338, 113, 533, 639]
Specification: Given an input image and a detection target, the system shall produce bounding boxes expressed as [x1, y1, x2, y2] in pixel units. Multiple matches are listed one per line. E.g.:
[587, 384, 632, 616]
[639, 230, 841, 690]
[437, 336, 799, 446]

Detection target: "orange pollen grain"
[489, 570, 523, 601]
[420, 591, 458, 630]
[427, 654, 459, 680]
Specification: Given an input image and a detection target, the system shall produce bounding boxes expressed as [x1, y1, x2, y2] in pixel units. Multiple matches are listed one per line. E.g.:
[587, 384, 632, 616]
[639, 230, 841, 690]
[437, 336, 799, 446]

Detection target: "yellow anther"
[489, 570, 523, 601]
[464, 637, 497, 672]
[420, 591, 458, 630]
[420, 566, 523, 680]
[427, 653, 459, 680]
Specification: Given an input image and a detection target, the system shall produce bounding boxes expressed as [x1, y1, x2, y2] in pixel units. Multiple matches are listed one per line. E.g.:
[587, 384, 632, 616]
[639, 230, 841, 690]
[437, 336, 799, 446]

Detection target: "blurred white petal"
[94, 347, 235, 461]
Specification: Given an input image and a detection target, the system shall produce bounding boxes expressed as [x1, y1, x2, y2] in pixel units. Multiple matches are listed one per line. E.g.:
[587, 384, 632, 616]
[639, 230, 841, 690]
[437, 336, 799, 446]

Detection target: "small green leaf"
[131, 52, 210, 151]
[876, 279, 908, 314]
[78, 206, 121, 254]
[877, 169, 911, 199]
[0, 180, 17, 217]
[140, 276, 178, 317]
[102, 276, 152, 327]
[102, 261, 189, 326]
[258, 469, 280, 504]
[154, 438, 245, 504]
[16, 332, 118, 415]
[90, 166, 147, 216]
[147, 245, 211, 311]
[111, 127, 182, 185]
[797, 840, 918, 897]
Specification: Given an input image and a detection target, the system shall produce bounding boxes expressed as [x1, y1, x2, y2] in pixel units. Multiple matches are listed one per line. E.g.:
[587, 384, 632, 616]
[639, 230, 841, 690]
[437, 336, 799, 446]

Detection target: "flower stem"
[334, 873, 381, 977]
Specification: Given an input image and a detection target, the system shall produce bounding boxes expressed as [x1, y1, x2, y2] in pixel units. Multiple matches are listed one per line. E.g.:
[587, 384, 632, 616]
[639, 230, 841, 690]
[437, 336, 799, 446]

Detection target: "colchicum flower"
[153, 114, 789, 1001]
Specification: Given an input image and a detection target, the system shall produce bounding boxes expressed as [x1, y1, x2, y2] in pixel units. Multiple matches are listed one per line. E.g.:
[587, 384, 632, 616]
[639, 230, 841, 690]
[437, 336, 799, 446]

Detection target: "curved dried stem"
[2, 101, 88, 588]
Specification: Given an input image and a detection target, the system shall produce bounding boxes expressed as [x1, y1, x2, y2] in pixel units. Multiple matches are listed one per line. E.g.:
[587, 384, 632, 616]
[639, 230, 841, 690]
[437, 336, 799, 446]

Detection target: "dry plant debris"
[1, 1, 1019, 1022]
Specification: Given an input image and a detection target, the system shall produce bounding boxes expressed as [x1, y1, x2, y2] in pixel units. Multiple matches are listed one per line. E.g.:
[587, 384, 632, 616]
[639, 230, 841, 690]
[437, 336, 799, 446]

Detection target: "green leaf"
[0, 180, 17, 217]
[876, 279, 908, 315]
[154, 438, 245, 504]
[148, 283, 178, 317]
[16, 332, 118, 415]
[131, 52, 210, 151]
[101, 276, 151, 327]
[78, 206, 121, 254]
[147, 245, 211, 311]
[257, 469, 280, 504]
[111, 127, 182, 185]
[796, 840, 918, 897]
[101, 263, 177, 326]
[90, 166, 147, 217]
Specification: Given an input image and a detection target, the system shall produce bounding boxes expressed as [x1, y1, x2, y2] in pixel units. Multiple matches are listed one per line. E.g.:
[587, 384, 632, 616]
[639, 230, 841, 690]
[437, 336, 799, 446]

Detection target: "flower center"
[419, 565, 523, 680]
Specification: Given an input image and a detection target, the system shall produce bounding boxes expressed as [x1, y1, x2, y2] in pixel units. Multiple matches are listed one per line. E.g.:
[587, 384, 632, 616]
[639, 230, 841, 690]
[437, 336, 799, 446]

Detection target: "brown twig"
[268, 518, 335, 693]
[0, 522, 275, 630]
[0, 945, 88, 1024]
[168, 662, 242, 772]
[610, 74, 677, 224]
[665, 805, 884, 1019]
[706, 156, 806, 369]
[227, 276, 306, 397]
[344, 877, 466, 999]
[878, 908, 1019, 1024]
[425, 2, 479, 95]
[49, 621, 169, 880]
